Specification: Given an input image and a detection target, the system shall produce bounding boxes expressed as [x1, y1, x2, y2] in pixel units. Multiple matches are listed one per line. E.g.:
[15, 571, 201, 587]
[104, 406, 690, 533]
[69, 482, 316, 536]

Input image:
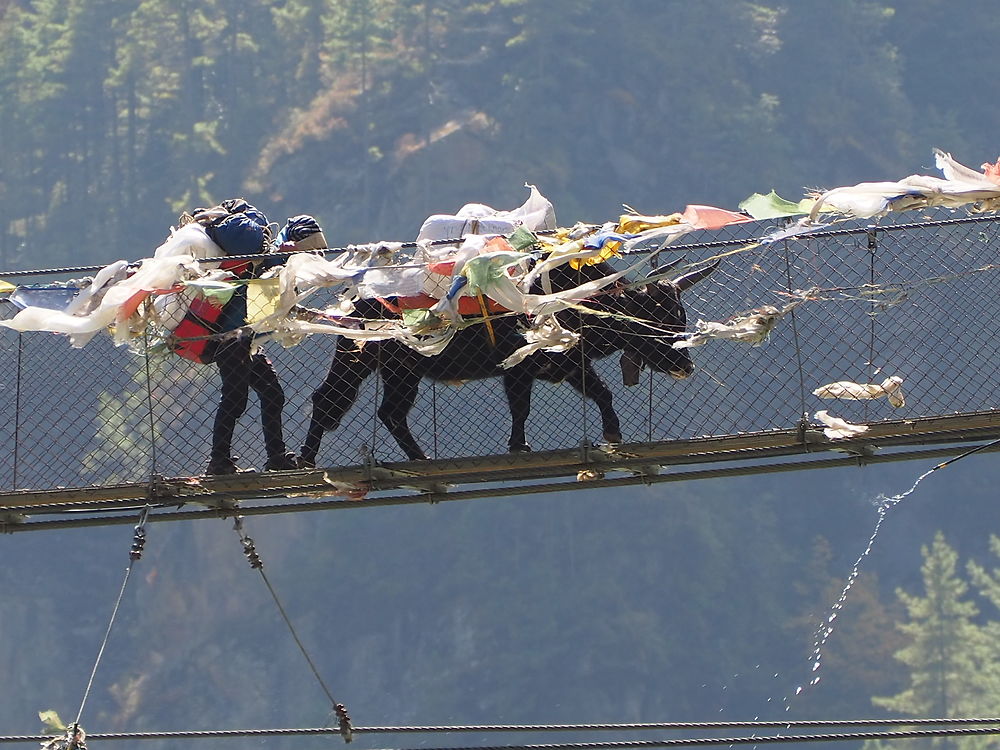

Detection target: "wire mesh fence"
[2, 208, 998, 492]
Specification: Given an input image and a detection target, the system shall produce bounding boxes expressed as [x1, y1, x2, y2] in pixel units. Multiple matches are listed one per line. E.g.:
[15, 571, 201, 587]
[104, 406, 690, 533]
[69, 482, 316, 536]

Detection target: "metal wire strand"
[71, 506, 150, 731]
[5, 718, 1000, 747]
[231, 515, 352, 741]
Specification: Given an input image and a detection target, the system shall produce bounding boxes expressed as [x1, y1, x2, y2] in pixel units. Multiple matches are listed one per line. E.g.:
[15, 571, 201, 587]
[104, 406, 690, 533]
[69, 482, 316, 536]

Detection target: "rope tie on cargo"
[477, 293, 497, 347]
[463, 218, 497, 346]
[232, 515, 353, 742]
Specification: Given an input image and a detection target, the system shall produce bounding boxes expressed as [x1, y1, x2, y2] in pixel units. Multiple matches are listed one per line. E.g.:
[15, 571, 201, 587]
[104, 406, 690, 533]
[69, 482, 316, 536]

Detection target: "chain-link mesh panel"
[0, 323, 156, 489]
[2, 209, 999, 490]
[0, 328, 19, 490]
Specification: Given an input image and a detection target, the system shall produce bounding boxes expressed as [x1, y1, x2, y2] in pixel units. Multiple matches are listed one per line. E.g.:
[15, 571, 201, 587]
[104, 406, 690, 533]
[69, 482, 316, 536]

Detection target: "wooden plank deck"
[2, 411, 999, 528]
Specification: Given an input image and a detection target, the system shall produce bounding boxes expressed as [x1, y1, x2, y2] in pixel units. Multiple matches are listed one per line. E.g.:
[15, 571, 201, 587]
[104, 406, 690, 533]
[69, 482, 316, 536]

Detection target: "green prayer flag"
[507, 226, 538, 251]
[38, 710, 66, 732]
[402, 308, 432, 327]
[739, 190, 813, 219]
[187, 278, 238, 305]
[463, 252, 524, 294]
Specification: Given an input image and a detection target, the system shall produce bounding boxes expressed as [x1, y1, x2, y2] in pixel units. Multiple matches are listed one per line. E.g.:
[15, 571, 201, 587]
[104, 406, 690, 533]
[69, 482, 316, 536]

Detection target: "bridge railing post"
[865, 226, 880, 424]
[781, 234, 810, 436]
[13, 332, 22, 490]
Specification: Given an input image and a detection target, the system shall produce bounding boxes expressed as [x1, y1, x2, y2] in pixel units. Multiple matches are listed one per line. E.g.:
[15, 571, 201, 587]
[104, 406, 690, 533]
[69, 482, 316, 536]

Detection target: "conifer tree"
[866, 533, 988, 750]
[963, 535, 1000, 723]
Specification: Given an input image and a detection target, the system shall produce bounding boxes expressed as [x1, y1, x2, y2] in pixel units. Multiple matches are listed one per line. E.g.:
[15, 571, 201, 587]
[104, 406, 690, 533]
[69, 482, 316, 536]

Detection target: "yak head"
[619, 259, 720, 386]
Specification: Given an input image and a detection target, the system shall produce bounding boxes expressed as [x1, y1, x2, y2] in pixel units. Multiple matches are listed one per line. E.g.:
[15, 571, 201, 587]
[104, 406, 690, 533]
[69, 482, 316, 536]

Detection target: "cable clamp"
[129, 527, 147, 561]
[631, 464, 661, 483]
[41, 724, 87, 750]
[416, 482, 449, 504]
[234, 516, 264, 569]
[797, 414, 824, 451]
[334, 702, 353, 743]
[866, 225, 879, 253]
[360, 445, 377, 487]
[146, 474, 166, 504]
[0, 511, 26, 533]
[129, 506, 151, 561]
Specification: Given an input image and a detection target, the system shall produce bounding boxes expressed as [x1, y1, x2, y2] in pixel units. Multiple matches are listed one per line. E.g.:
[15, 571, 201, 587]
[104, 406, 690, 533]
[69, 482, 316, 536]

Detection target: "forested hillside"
[2, 2, 1000, 749]
[3, 0, 1000, 265]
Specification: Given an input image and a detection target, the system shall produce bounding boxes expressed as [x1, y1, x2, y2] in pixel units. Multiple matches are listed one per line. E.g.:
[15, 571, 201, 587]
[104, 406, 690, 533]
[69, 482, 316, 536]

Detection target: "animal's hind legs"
[378, 370, 429, 461]
[298, 419, 326, 469]
[566, 364, 623, 445]
[503, 368, 534, 452]
[300, 348, 372, 468]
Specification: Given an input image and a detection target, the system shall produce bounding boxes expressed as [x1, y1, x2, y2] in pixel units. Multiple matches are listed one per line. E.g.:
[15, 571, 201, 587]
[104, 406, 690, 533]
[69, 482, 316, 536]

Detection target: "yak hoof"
[603, 432, 623, 445]
[508, 442, 533, 453]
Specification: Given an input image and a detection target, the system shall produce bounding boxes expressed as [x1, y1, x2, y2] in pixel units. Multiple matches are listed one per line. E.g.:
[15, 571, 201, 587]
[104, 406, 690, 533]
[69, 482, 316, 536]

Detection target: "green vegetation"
[863, 533, 1000, 750]
[1, 0, 998, 266]
[2, 2, 999, 748]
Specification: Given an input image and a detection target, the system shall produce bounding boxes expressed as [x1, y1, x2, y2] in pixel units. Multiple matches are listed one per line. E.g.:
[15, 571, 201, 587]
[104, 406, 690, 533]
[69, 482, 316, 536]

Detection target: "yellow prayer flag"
[246, 278, 281, 323]
[617, 213, 684, 234]
[569, 241, 622, 270]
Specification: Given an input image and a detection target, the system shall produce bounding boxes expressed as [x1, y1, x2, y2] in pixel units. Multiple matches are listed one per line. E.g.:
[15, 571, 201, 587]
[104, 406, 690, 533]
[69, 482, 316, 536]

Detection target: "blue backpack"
[207, 212, 266, 259]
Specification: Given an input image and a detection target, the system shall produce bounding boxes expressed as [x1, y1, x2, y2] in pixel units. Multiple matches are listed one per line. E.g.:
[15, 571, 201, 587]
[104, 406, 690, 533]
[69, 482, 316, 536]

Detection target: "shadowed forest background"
[2, 2, 1000, 749]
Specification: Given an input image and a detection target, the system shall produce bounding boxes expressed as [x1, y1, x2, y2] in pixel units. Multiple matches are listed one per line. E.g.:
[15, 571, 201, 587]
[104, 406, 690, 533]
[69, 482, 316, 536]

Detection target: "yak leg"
[377, 369, 428, 461]
[503, 366, 534, 452]
[564, 361, 623, 445]
[300, 346, 375, 468]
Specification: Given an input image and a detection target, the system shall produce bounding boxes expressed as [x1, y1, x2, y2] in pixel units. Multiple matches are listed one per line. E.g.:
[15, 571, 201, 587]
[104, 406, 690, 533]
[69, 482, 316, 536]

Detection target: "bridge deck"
[2, 209, 1000, 530]
[3, 410, 999, 532]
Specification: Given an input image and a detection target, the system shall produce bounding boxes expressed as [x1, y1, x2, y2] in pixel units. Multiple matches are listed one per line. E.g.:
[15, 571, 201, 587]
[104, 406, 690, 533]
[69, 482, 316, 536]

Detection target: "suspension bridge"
[5, 200, 1000, 749]
[2, 208, 998, 533]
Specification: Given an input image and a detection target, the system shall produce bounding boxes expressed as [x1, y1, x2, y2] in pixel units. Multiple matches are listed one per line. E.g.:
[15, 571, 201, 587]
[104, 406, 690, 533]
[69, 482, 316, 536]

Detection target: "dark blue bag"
[207, 212, 266, 257]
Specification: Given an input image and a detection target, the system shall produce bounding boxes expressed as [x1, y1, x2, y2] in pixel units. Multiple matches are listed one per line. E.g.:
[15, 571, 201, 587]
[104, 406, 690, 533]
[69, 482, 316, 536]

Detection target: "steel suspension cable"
[231, 515, 353, 742]
[6, 718, 1000, 746]
[354, 724, 1000, 749]
[341, 717, 1000, 732]
[69, 507, 149, 743]
[3, 213, 998, 282]
[0, 229, 569, 279]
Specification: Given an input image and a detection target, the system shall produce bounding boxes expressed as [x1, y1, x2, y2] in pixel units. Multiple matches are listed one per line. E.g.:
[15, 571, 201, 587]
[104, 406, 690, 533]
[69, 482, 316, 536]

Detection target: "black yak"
[298, 256, 719, 466]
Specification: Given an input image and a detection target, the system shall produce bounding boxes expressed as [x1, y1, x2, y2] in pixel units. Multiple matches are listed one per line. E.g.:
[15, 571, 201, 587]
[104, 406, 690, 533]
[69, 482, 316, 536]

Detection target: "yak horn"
[671, 259, 721, 291]
[644, 256, 686, 280]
